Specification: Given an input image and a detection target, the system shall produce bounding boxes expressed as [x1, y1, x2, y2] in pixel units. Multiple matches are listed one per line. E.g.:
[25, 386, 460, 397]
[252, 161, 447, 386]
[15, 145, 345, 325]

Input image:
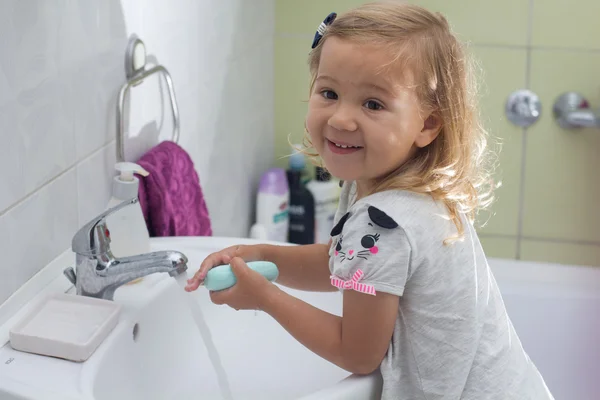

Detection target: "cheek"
[306, 99, 325, 134]
[370, 246, 379, 254]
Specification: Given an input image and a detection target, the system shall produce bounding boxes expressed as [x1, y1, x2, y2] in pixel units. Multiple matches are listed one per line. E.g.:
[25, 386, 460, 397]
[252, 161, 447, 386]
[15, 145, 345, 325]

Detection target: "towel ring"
[116, 36, 180, 162]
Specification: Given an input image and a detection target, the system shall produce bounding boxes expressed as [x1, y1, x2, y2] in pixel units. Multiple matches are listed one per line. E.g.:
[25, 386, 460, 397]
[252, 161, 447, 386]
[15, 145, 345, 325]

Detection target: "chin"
[321, 162, 360, 182]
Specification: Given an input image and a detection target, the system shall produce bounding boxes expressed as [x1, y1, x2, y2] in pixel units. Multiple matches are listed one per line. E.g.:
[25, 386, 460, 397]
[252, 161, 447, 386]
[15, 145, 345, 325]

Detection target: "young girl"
[186, 2, 554, 399]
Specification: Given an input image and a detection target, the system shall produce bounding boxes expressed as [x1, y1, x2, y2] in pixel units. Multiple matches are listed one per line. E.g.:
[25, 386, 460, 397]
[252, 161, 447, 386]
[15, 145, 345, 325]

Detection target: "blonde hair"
[304, 1, 497, 244]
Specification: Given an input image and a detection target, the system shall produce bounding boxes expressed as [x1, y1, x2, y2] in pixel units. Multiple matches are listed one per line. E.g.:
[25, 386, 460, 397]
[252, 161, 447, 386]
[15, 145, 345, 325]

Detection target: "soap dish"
[9, 292, 121, 362]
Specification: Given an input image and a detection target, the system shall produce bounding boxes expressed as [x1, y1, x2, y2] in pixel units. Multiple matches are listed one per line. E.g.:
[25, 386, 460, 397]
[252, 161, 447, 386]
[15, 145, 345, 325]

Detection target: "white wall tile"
[0, 60, 12, 107]
[0, 212, 17, 304]
[77, 143, 117, 227]
[16, 76, 77, 190]
[57, 2, 126, 160]
[0, 102, 23, 212]
[3, 170, 79, 299]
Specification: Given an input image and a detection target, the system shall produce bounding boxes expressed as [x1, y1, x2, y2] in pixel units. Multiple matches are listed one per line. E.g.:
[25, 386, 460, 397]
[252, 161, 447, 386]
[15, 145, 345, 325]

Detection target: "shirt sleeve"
[329, 202, 411, 297]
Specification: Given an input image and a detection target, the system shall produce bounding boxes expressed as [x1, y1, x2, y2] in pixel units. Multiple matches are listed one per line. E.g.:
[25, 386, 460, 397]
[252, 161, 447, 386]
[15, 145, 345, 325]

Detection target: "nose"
[328, 102, 358, 132]
[349, 250, 354, 255]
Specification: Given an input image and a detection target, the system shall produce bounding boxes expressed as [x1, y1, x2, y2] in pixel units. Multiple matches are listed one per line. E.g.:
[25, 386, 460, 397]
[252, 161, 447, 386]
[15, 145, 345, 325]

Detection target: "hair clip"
[311, 12, 337, 49]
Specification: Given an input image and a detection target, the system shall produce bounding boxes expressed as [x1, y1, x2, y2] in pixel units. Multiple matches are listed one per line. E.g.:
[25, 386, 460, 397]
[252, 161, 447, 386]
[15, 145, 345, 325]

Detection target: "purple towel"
[136, 141, 212, 237]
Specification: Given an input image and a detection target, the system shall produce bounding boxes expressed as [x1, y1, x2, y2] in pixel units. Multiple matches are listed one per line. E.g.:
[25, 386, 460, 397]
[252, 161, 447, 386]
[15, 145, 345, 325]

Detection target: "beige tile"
[532, 1, 600, 49]
[521, 240, 600, 267]
[524, 50, 600, 242]
[275, 0, 372, 34]
[478, 235, 518, 259]
[276, 0, 529, 46]
[471, 46, 527, 236]
[413, 0, 529, 46]
[274, 36, 313, 166]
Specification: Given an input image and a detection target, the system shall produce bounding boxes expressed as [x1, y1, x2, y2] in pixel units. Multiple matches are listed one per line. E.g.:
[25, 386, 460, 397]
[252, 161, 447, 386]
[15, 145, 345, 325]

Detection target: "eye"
[321, 90, 338, 100]
[335, 238, 342, 251]
[361, 234, 379, 249]
[364, 100, 383, 111]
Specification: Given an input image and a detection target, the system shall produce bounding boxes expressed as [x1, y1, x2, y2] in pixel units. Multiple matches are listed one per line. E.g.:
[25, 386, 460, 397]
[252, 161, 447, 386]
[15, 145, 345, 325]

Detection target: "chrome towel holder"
[116, 35, 180, 162]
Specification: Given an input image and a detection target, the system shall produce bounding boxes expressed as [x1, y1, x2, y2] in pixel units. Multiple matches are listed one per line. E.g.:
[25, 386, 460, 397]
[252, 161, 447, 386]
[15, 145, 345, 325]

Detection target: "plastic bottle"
[105, 162, 151, 258]
[287, 149, 315, 244]
[251, 168, 289, 243]
[306, 167, 340, 244]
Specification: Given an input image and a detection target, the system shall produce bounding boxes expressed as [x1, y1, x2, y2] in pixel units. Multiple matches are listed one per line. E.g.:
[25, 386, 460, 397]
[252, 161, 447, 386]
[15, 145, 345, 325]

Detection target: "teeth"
[334, 143, 359, 149]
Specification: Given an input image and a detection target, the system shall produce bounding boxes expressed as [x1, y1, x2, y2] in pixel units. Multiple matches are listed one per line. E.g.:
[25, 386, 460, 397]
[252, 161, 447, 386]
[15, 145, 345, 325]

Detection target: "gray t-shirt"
[328, 181, 554, 400]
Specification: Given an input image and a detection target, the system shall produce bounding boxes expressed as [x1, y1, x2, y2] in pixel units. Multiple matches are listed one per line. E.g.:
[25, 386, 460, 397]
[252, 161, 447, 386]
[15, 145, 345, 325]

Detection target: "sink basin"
[0, 237, 381, 400]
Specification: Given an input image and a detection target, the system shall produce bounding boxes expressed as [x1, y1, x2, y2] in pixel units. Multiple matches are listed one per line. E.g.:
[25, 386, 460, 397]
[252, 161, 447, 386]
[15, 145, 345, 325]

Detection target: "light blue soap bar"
[204, 261, 279, 291]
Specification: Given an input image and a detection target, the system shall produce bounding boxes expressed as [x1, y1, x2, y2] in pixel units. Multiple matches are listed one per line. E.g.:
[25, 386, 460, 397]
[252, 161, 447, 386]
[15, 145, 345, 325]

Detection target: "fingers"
[210, 291, 239, 310]
[209, 290, 226, 305]
[229, 257, 248, 277]
[209, 258, 245, 303]
[196, 253, 229, 281]
[185, 252, 232, 291]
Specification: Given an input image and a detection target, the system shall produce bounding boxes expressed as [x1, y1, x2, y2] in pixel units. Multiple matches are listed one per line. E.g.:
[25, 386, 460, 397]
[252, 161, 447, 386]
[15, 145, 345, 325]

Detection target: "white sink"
[0, 237, 381, 400]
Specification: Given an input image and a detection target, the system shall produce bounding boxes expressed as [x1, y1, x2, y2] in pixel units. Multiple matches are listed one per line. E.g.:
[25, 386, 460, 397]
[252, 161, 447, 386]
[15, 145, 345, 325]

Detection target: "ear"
[415, 113, 442, 148]
[368, 206, 398, 229]
[330, 212, 350, 236]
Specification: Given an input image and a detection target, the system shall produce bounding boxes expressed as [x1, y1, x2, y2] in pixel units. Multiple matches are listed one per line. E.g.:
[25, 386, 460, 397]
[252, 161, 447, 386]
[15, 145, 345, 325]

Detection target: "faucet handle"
[72, 197, 138, 256]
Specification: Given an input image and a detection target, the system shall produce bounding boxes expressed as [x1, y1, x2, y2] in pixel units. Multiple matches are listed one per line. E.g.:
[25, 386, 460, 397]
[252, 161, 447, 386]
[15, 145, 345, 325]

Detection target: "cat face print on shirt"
[330, 205, 399, 266]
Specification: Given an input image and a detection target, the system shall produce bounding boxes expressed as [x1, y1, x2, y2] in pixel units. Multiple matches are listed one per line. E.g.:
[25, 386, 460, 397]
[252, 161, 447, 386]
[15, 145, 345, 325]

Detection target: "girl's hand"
[185, 244, 264, 292]
[209, 257, 278, 311]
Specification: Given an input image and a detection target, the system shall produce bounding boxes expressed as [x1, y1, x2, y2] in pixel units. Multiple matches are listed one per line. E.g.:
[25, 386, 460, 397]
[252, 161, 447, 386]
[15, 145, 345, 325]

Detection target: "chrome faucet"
[63, 198, 188, 301]
[553, 92, 600, 129]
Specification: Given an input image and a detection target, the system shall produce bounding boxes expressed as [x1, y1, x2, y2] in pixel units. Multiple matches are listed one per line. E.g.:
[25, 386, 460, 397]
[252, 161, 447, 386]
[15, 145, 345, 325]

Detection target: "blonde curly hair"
[303, 1, 498, 244]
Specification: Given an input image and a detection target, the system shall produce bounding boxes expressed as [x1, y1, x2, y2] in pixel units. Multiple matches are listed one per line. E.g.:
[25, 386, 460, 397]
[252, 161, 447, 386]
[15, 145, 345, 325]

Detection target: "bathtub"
[486, 257, 600, 400]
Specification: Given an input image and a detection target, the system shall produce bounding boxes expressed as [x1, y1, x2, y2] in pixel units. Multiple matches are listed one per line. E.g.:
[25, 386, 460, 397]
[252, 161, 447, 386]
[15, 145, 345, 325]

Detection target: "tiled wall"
[274, 0, 600, 267]
[0, 0, 274, 304]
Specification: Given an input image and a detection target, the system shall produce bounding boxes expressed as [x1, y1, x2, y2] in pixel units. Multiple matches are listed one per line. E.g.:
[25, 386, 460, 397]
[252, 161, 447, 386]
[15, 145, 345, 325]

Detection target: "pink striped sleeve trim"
[330, 269, 376, 296]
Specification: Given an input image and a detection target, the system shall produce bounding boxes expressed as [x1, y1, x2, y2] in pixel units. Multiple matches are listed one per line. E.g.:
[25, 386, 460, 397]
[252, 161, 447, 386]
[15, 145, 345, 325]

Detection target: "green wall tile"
[274, 36, 313, 167]
[471, 46, 526, 236]
[521, 240, 600, 267]
[479, 235, 518, 259]
[524, 50, 600, 242]
[532, 1, 600, 49]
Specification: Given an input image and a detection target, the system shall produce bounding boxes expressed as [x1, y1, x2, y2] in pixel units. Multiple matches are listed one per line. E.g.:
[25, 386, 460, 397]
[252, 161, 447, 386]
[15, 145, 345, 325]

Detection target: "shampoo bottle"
[287, 150, 315, 244]
[105, 162, 151, 258]
[306, 167, 340, 244]
[251, 168, 290, 242]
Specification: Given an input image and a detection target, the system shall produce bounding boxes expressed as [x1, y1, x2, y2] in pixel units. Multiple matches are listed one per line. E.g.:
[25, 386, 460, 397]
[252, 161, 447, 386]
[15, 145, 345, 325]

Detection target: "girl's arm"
[261, 282, 398, 374]
[209, 257, 399, 374]
[186, 242, 335, 292]
[260, 242, 336, 292]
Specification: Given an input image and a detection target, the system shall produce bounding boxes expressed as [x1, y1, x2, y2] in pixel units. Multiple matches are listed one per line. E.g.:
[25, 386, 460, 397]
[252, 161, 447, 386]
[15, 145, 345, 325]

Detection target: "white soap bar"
[9, 293, 121, 362]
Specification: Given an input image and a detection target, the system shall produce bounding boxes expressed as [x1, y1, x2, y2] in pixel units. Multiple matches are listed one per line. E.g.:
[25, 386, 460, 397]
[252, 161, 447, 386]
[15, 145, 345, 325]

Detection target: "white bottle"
[251, 168, 289, 242]
[105, 162, 151, 257]
[306, 167, 340, 244]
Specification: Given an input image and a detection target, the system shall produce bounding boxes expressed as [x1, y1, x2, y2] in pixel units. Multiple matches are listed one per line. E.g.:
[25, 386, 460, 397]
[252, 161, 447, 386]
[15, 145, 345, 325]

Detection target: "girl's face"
[306, 37, 440, 193]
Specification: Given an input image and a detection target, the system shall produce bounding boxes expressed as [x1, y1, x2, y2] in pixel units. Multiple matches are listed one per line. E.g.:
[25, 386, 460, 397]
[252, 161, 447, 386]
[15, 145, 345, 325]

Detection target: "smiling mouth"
[328, 139, 362, 149]
[327, 139, 363, 155]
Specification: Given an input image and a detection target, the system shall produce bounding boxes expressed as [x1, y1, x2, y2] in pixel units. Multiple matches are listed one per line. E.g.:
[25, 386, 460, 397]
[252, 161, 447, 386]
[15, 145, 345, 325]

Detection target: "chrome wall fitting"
[505, 89, 542, 128]
[553, 92, 600, 129]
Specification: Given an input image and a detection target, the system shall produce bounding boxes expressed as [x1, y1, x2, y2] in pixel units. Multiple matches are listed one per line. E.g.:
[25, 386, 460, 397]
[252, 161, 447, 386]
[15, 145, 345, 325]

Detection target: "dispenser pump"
[115, 162, 149, 182]
[112, 162, 149, 201]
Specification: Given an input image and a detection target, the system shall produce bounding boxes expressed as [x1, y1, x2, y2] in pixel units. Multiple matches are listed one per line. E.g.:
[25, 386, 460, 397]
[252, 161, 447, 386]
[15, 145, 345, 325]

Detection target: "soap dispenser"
[105, 162, 150, 258]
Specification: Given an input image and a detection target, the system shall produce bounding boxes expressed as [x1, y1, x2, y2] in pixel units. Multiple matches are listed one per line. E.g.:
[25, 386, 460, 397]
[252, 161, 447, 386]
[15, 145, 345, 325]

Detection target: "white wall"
[0, 0, 275, 304]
